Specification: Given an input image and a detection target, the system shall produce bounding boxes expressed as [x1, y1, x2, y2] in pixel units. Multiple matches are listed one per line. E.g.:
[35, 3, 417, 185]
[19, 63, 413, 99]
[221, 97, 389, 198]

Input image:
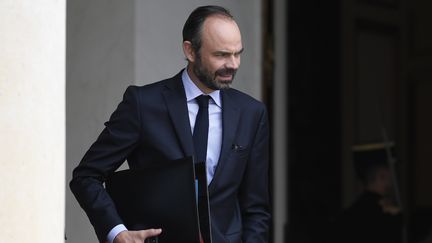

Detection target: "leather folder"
[105, 156, 202, 243]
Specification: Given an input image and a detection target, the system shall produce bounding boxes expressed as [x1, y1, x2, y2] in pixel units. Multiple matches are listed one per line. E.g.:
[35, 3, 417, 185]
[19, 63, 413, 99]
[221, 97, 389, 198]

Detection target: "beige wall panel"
[0, 0, 66, 242]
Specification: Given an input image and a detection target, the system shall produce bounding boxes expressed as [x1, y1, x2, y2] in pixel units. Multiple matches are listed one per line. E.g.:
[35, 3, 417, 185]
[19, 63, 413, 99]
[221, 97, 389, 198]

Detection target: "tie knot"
[196, 95, 210, 109]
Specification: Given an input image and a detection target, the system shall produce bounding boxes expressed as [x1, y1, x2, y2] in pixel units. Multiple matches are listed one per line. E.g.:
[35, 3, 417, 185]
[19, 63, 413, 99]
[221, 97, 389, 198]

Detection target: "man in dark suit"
[70, 5, 271, 243]
[333, 143, 402, 243]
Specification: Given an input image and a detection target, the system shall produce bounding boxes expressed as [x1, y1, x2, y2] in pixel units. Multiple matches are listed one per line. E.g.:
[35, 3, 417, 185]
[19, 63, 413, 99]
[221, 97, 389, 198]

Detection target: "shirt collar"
[182, 69, 221, 108]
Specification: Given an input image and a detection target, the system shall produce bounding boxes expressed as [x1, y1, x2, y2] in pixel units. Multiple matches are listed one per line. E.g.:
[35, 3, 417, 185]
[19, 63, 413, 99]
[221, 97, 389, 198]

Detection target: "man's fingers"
[141, 228, 162, 239]
[113, 229, 162, 243]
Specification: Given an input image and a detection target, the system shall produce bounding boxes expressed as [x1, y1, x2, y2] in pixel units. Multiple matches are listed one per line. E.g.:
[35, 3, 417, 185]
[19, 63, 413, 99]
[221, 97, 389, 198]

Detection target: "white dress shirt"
[107, 69, 222, 242]
[182, 69, 222, 184]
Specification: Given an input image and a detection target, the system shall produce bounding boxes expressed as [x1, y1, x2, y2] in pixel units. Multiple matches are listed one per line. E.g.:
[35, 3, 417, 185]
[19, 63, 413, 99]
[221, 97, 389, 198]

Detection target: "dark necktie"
[192, 95, 211, 243]
[193, 95, 210, 164]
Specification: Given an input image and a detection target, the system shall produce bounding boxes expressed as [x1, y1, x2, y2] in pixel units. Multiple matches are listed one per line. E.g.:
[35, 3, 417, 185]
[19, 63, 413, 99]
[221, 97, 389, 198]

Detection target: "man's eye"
[215, 53, 229, 57]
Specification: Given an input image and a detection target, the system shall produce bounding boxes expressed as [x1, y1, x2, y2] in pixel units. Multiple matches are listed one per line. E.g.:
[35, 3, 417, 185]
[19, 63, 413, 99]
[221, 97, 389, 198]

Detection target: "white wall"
[66, 1, 135, 242]
[0, 0, 66, 242]
[66, 1, 263, 242]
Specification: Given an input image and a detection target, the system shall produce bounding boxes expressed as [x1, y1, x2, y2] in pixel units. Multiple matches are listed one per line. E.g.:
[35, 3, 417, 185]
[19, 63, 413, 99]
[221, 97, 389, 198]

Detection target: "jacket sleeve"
[69, 86, 141, 242]
[239, 105, 272, 243]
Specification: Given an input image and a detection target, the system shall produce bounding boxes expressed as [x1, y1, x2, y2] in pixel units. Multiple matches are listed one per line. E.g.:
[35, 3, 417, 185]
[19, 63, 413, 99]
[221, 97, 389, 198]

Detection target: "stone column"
[0, 1, 66, 242]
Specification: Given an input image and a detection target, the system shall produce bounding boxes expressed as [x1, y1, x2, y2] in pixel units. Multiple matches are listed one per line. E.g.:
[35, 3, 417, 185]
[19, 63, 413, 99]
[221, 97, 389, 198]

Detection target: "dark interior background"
[263, 0, 432, 242]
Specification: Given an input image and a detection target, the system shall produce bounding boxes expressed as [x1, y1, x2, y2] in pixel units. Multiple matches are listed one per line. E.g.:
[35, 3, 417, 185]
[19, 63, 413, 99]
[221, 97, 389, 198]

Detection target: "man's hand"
[113, 229, 162, 243]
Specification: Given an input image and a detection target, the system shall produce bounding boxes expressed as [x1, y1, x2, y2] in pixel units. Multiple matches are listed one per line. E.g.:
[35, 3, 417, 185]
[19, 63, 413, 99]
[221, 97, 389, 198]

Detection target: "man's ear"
[182, 41, 196, 63]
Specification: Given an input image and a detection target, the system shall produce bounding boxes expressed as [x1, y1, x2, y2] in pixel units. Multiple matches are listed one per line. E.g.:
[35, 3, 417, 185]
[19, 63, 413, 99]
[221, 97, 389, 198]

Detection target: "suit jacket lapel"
[209, 90, 240, 194]
[162, 72, 194, 158]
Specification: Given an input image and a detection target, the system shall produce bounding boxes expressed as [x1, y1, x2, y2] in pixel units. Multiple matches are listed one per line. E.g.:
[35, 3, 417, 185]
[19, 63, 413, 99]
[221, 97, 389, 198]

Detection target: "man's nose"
[226, 55, 240, 70]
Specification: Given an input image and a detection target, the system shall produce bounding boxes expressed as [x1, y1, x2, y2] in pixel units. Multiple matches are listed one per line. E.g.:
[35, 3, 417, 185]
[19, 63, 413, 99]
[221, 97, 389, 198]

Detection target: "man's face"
[190, 16, 243, 92]
[376, 167, 393, 195]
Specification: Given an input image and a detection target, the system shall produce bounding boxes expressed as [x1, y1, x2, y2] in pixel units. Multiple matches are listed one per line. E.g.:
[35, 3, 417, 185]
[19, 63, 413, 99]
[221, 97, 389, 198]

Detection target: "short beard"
[193, 54, 237, 91]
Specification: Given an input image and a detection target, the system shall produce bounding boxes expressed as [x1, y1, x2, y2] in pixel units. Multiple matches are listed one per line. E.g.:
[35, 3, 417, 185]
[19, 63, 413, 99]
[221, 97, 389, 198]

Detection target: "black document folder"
[105, 156, 202, 243]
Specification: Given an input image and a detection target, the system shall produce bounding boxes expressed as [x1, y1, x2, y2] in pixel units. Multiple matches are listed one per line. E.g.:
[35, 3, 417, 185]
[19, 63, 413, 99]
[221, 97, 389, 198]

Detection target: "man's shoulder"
[223, 88, 266, 111]
[138, 72, 182, 91]
[125, 71, 183, 95]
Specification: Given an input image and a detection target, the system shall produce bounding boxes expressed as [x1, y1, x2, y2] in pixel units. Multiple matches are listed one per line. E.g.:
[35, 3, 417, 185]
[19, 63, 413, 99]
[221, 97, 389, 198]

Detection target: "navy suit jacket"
[70, 70, 271, 243]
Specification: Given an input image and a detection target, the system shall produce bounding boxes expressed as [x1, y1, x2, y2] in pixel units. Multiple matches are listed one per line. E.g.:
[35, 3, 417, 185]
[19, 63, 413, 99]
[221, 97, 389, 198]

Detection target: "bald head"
[182, 5, 235, 54]
[200, 16, 242, 55]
